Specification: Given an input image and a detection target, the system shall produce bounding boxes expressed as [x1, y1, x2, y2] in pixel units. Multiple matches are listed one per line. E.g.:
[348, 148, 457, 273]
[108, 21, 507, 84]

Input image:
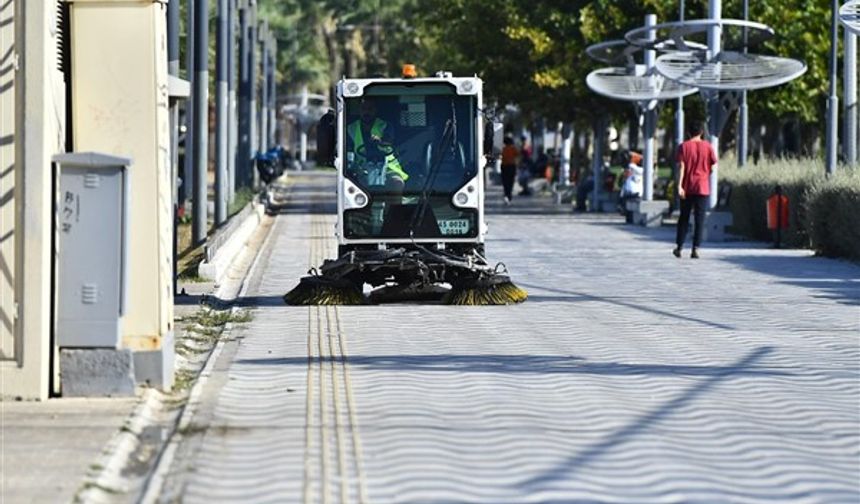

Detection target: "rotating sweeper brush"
[284, 246, 527, 306]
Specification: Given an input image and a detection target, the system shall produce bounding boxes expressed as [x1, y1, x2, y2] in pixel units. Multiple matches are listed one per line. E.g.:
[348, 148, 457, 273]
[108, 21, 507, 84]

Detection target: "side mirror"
[316, 109, 336, 167]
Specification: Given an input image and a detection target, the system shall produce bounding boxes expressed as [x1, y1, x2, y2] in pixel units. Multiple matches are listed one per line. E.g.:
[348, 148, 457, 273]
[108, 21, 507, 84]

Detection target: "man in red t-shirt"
[673, 122, 717, 259]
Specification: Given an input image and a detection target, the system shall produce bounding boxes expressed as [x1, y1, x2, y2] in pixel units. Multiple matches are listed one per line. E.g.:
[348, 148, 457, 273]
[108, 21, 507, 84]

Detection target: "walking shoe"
[672, 247, 681, 258]
[504, 196, 511, 205]
[691, 248, 700, 259]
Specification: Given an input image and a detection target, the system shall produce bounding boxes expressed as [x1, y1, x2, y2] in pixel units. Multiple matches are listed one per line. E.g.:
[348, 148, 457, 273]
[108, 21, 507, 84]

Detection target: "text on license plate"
[438, 219, 470, 235]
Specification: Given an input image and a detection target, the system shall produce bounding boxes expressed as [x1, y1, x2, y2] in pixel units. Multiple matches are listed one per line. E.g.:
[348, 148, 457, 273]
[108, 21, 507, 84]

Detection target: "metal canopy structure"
[586, 66, 698, 101]
[625, 19, 774, 51]
[840, 0, 860, 35]
[655, 51, 808, 91]
[584, 21, 693, 204]
[585, 40, 639, 66]
[586, 4, 809, 207]
[587, 39, 707, 66]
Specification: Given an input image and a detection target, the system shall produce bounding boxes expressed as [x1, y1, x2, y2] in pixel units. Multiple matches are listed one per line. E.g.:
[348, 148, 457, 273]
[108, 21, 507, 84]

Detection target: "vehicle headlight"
[455, 193, 469, 205]
[354, 193, 367, 207]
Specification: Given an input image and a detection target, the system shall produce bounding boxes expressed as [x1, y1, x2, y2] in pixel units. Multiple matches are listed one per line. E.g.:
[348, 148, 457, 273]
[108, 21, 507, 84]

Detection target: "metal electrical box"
[55, 153, 131, 348]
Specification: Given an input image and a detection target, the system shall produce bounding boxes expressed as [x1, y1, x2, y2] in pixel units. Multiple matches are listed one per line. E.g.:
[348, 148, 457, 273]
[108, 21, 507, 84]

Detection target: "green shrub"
[721, 159, 860, 260]
[806, 169, 860, 261]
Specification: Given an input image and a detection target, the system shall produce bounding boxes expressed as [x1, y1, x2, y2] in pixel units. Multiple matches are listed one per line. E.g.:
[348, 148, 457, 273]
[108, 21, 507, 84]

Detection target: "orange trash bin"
[766, 193, 790, 230]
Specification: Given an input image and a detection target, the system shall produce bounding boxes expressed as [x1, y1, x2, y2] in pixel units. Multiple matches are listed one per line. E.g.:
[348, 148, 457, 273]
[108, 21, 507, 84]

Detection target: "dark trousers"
[676, 195, 708, 248]
[501, 164, 516, 199]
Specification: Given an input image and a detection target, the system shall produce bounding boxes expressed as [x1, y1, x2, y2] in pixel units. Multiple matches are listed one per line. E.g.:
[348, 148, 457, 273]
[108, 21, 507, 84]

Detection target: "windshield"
[343, 83, 478, 240]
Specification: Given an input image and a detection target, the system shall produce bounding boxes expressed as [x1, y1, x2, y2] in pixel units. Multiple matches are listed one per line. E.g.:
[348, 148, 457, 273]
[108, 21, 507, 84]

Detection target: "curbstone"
[198, 200, 265, 283]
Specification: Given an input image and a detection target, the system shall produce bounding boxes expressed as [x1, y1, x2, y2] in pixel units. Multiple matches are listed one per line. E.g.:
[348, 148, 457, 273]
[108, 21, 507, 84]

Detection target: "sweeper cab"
[284, 67, 526, 305]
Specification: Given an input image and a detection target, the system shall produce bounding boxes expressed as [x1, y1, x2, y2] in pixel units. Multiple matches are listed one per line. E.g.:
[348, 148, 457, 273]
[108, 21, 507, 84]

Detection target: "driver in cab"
[347, 99, 410, 190]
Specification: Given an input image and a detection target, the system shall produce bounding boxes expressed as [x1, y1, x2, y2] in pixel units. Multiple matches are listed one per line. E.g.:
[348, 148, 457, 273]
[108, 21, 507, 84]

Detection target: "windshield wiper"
[409, 100, 457, 238]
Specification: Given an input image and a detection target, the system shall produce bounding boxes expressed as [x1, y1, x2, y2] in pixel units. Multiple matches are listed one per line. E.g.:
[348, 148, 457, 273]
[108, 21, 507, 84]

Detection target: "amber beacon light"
[402, 64, 417, 78]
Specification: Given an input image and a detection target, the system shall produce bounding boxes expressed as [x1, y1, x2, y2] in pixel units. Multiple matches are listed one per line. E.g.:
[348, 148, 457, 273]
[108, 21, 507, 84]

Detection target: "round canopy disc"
[655, 51, 807, 91]
[625, 19, 775, 52]
[586, 40, 639, 65]
[840, 1, 860, 36]
[586, 67, 699, 101]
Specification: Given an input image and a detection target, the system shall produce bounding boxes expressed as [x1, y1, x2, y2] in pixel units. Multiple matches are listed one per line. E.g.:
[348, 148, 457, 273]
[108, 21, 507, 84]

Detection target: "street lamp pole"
[248, 2, 258, 186]
[259, 20, 269, 153]
[738, 0, 749, 167]
[192, 0, 209, 244]
[215, 0, 229, 225]
[643, 14, 657, 202]
[182, 0, 195, 208]
[269, 35, 277, 147]
[845, 30, 857, 166]
[238, 0, 252, 188]
[674, 0, 685, 211]
[826, 0, 840, 175]
[168, 0, 181, 295]
[227, 0, 237, 204]
[707, 0, 722, 209]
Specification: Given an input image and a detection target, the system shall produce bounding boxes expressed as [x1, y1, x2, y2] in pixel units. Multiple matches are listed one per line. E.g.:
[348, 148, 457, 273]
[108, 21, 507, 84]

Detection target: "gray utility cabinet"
[55, 153, 131, 348]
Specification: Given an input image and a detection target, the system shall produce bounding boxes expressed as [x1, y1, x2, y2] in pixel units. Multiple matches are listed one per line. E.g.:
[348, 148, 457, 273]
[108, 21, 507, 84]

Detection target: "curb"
[73, 388, 163, 502]
[197, 199, 266, 284]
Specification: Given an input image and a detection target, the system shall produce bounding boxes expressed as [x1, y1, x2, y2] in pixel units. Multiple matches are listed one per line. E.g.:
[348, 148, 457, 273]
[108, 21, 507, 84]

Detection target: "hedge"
[720, 160, 860, 261]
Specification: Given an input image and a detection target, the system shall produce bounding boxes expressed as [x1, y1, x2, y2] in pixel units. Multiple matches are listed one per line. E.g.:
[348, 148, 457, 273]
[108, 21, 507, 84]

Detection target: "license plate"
[438, 219, 470, 235]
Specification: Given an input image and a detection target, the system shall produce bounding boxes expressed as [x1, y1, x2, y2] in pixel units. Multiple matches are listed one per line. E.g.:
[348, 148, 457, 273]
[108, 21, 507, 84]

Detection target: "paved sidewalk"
[161, 172, 859, 503]
[1, 397, 136, 503]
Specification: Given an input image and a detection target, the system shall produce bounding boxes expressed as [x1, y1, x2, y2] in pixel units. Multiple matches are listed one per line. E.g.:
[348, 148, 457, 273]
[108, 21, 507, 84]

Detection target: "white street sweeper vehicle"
[284, 66, 526, 305]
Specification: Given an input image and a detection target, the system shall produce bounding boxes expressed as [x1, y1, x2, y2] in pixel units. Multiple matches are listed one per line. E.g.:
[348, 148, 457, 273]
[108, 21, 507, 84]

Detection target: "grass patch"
[173, 368, 198, 392]
[177, 423, 208, 437]
[162, 396, 188, 410]
[185, 308, 253, 328]
[176, 342, 208, 357]
[176, 220, 207, 280]
[229, 187, 256, 217]
[76, 481, 123, 498]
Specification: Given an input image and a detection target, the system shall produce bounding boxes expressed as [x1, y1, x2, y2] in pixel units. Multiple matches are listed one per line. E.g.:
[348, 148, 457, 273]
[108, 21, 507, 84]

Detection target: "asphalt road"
[161, 172, 860, 503]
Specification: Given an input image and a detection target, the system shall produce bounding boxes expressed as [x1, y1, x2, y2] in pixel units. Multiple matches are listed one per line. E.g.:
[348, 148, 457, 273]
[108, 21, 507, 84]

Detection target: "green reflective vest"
[347, 119, 409, 181]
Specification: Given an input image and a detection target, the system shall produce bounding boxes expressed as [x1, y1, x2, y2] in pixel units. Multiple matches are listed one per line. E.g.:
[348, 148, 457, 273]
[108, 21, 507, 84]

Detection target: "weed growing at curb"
[185, 308, 253, 328]
[173, 368, 197, 392]
[177, 423, 208, 437]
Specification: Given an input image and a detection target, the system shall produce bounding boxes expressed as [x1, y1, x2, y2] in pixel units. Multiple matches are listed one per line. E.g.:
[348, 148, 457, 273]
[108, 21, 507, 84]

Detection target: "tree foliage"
[259, 0, 840, 138]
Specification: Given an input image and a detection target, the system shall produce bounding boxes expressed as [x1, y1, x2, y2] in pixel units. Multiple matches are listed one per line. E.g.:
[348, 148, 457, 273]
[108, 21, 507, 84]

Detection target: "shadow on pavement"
[518, 282, 737, 331]
[720, 254, 860, 306]
[723, 254, 860, 306]
[233, 347, 789, 378]
[174, 293, 287, 308]
[517, 346, 776, 491]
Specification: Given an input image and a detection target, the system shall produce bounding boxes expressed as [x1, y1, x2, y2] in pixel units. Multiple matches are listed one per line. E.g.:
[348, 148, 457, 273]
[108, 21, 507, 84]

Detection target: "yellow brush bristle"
[284, 283, 363, 306]
[446, 281, 528, 305]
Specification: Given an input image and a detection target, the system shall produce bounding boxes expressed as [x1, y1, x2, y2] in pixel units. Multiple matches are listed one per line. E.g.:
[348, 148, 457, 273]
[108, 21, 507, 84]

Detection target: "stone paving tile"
[177, 172, 860, 503]
[1, 397, 137, 503]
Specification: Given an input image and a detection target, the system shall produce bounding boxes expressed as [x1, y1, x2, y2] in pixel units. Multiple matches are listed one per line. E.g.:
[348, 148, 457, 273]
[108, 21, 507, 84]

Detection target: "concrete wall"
[0, 0, 17, 364]
[68, 0, 173, 349]
[1, 0, 67, 400]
